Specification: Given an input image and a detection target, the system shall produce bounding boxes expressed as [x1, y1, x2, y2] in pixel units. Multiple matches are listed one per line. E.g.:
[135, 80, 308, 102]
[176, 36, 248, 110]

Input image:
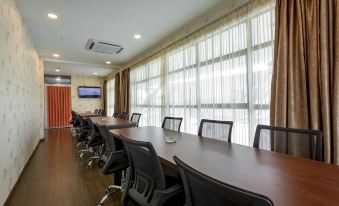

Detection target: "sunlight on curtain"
[130, 59, 162, 127]
[130, 0, 274, 146]
[107, 78, 115, 116]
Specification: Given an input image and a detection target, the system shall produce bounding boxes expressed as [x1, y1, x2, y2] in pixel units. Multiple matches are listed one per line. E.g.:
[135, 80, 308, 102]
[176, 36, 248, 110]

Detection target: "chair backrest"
[162, 116, 183, 131]
[121, 136, 166, 205]
[85, 118, 102, 145]
[94, 109, 99, 114]
[97, 125, 124, 174]
[130, 113, 141, 126]
[173, 156, 274, 206]
[121, 112, 129, 120]
[253, 124, 323, 161]
[112, 112, 119, 118]
[198, 119, 233, 142]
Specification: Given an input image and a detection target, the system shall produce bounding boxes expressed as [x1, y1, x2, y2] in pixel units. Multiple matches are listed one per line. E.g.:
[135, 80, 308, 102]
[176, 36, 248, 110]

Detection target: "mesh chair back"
[130, 113, 141, 127]
[162, 117, 183, 131]
[94, 109, 99, 114]
[97, 125, 124, 174]
[86, 118, 102, 146]
[76, 117, 90, 141]
[253, 125, 323, 161]
[121, 112, 129, 120]
[121, 136, 166, 205]
[112, 112, 119, 118]
[198, 119, 233, 142]
[70, 111, 76, 124]
[173, 156, 274, 206]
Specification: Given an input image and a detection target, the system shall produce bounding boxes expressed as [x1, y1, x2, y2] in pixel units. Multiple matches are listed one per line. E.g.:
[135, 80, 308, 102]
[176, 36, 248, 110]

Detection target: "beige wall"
[0, 0, 44, 204]
[71, 75, 104, 112]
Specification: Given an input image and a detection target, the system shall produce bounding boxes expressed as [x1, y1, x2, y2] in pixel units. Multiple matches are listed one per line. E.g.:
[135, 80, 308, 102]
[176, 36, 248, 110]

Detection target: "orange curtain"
[47, 86, 71, 128]
[270, 0, 339, 164]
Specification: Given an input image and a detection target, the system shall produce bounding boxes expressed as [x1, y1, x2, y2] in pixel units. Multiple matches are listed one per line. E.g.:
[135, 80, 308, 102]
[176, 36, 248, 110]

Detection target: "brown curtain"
[119, 68, 130, 114]
[103, 80, 107, 116]
[271, 0, 339, 164]
[114, 72, 120, 113]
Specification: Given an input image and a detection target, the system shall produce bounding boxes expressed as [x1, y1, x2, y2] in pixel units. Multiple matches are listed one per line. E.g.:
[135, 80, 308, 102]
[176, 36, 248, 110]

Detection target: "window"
[130, 59, 162, 127]
[106, 78, 115, 116]
[130, 1, 274, 146]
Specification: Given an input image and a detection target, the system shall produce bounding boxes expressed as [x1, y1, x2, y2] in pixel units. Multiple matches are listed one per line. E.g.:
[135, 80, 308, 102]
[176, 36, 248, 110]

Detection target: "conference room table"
[90, 116, 137, 129]
[110, 126, 339, 206]
[77, 112, 101, 118]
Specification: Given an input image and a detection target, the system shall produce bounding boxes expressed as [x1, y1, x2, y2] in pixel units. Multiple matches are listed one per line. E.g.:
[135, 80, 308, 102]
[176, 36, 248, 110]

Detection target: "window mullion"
[246, 17, 254, 146]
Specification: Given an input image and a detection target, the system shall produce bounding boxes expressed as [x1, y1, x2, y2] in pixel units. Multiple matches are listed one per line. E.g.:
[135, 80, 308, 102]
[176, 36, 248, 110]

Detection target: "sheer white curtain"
[106, 78, 115, 116]
[130, 58, 163, 127]
[130, 0, 274, 146]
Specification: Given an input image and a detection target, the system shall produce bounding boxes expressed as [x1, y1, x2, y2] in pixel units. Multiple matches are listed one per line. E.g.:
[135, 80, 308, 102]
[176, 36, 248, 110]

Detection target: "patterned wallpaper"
[0, 0, 44, 204]
[71, 75, 104, 112]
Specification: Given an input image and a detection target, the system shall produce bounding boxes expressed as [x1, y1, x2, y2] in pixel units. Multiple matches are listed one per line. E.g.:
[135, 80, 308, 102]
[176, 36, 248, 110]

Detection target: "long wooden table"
[90, 116, 136, 129]
[110, 126, 339, 206]
[77, 112, 101, 117]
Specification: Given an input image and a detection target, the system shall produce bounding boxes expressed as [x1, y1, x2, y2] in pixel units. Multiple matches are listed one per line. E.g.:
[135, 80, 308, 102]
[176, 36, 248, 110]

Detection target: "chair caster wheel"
[78, 153, 84, 160]
[87, 162, 92, 169]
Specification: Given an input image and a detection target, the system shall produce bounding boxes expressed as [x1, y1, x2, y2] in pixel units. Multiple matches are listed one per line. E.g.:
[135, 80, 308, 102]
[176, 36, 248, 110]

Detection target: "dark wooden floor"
[6, 128, 121, 206]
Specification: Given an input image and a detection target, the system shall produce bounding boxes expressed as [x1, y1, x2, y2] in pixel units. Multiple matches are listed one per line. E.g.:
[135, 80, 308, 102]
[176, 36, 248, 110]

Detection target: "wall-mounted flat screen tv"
[78, 86, 101, 98]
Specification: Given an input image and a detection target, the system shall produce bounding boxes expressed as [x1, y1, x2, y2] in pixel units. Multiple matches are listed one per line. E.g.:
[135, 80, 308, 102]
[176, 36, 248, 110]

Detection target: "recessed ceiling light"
[53, 53, 60, 58]
[105, 61, 111, 65]
[94, 72, 98, 75]
[48, 13, 58, 19]
[55, 69, 60, 72]
[134, 34, 141, 39]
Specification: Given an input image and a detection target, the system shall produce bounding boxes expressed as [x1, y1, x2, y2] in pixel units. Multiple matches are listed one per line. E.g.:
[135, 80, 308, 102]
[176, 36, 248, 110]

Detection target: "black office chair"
[198, 119, 233, 142]
[100, 109, 105, 116]
[112, 112, 119, 118]
[253, 124, 323, 161]
[173, 156, 274, 206]
[71, 112, 80, 136]
[75, 117, 91, 150]
[94, 109, 99, 114]
[130, 113, 141, 127]
[162, 116, 183, 131]
[121, 137, 184, 206]
[77, 119, 103, 165]
[121, 112, 129, 120]
[96, 125, 129, 206]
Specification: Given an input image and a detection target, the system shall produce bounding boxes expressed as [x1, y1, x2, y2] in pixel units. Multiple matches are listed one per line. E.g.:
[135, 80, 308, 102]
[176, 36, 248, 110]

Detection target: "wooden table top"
[110, 126, 339, 206]
[90, 116, 136, 129]
[77, 112, 101, 117]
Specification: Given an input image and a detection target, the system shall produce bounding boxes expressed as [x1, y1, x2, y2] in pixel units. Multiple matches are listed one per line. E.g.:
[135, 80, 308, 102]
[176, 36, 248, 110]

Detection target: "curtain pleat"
[120, 69, 130, 114]
[271, 0, 339, 164]
[106, 78, 115, 116]
[114, 73, 120, 113]
[103, 80, 107, 116]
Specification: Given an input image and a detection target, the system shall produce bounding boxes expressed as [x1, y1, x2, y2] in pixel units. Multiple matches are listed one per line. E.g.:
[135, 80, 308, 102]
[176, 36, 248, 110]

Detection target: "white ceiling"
[15, 0, 226, 76]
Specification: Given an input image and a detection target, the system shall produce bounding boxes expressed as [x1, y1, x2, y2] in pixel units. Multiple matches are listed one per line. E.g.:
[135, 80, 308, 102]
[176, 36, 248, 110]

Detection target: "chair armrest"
[150, 184, 183, 206]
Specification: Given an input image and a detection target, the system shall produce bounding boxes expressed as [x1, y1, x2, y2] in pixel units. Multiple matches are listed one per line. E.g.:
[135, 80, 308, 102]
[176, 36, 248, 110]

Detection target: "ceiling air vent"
[85, 38, 123, 54]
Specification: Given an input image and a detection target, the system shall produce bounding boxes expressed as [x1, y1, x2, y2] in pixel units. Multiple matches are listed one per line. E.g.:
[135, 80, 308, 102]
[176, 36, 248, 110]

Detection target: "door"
[47, 86, 71, 128]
